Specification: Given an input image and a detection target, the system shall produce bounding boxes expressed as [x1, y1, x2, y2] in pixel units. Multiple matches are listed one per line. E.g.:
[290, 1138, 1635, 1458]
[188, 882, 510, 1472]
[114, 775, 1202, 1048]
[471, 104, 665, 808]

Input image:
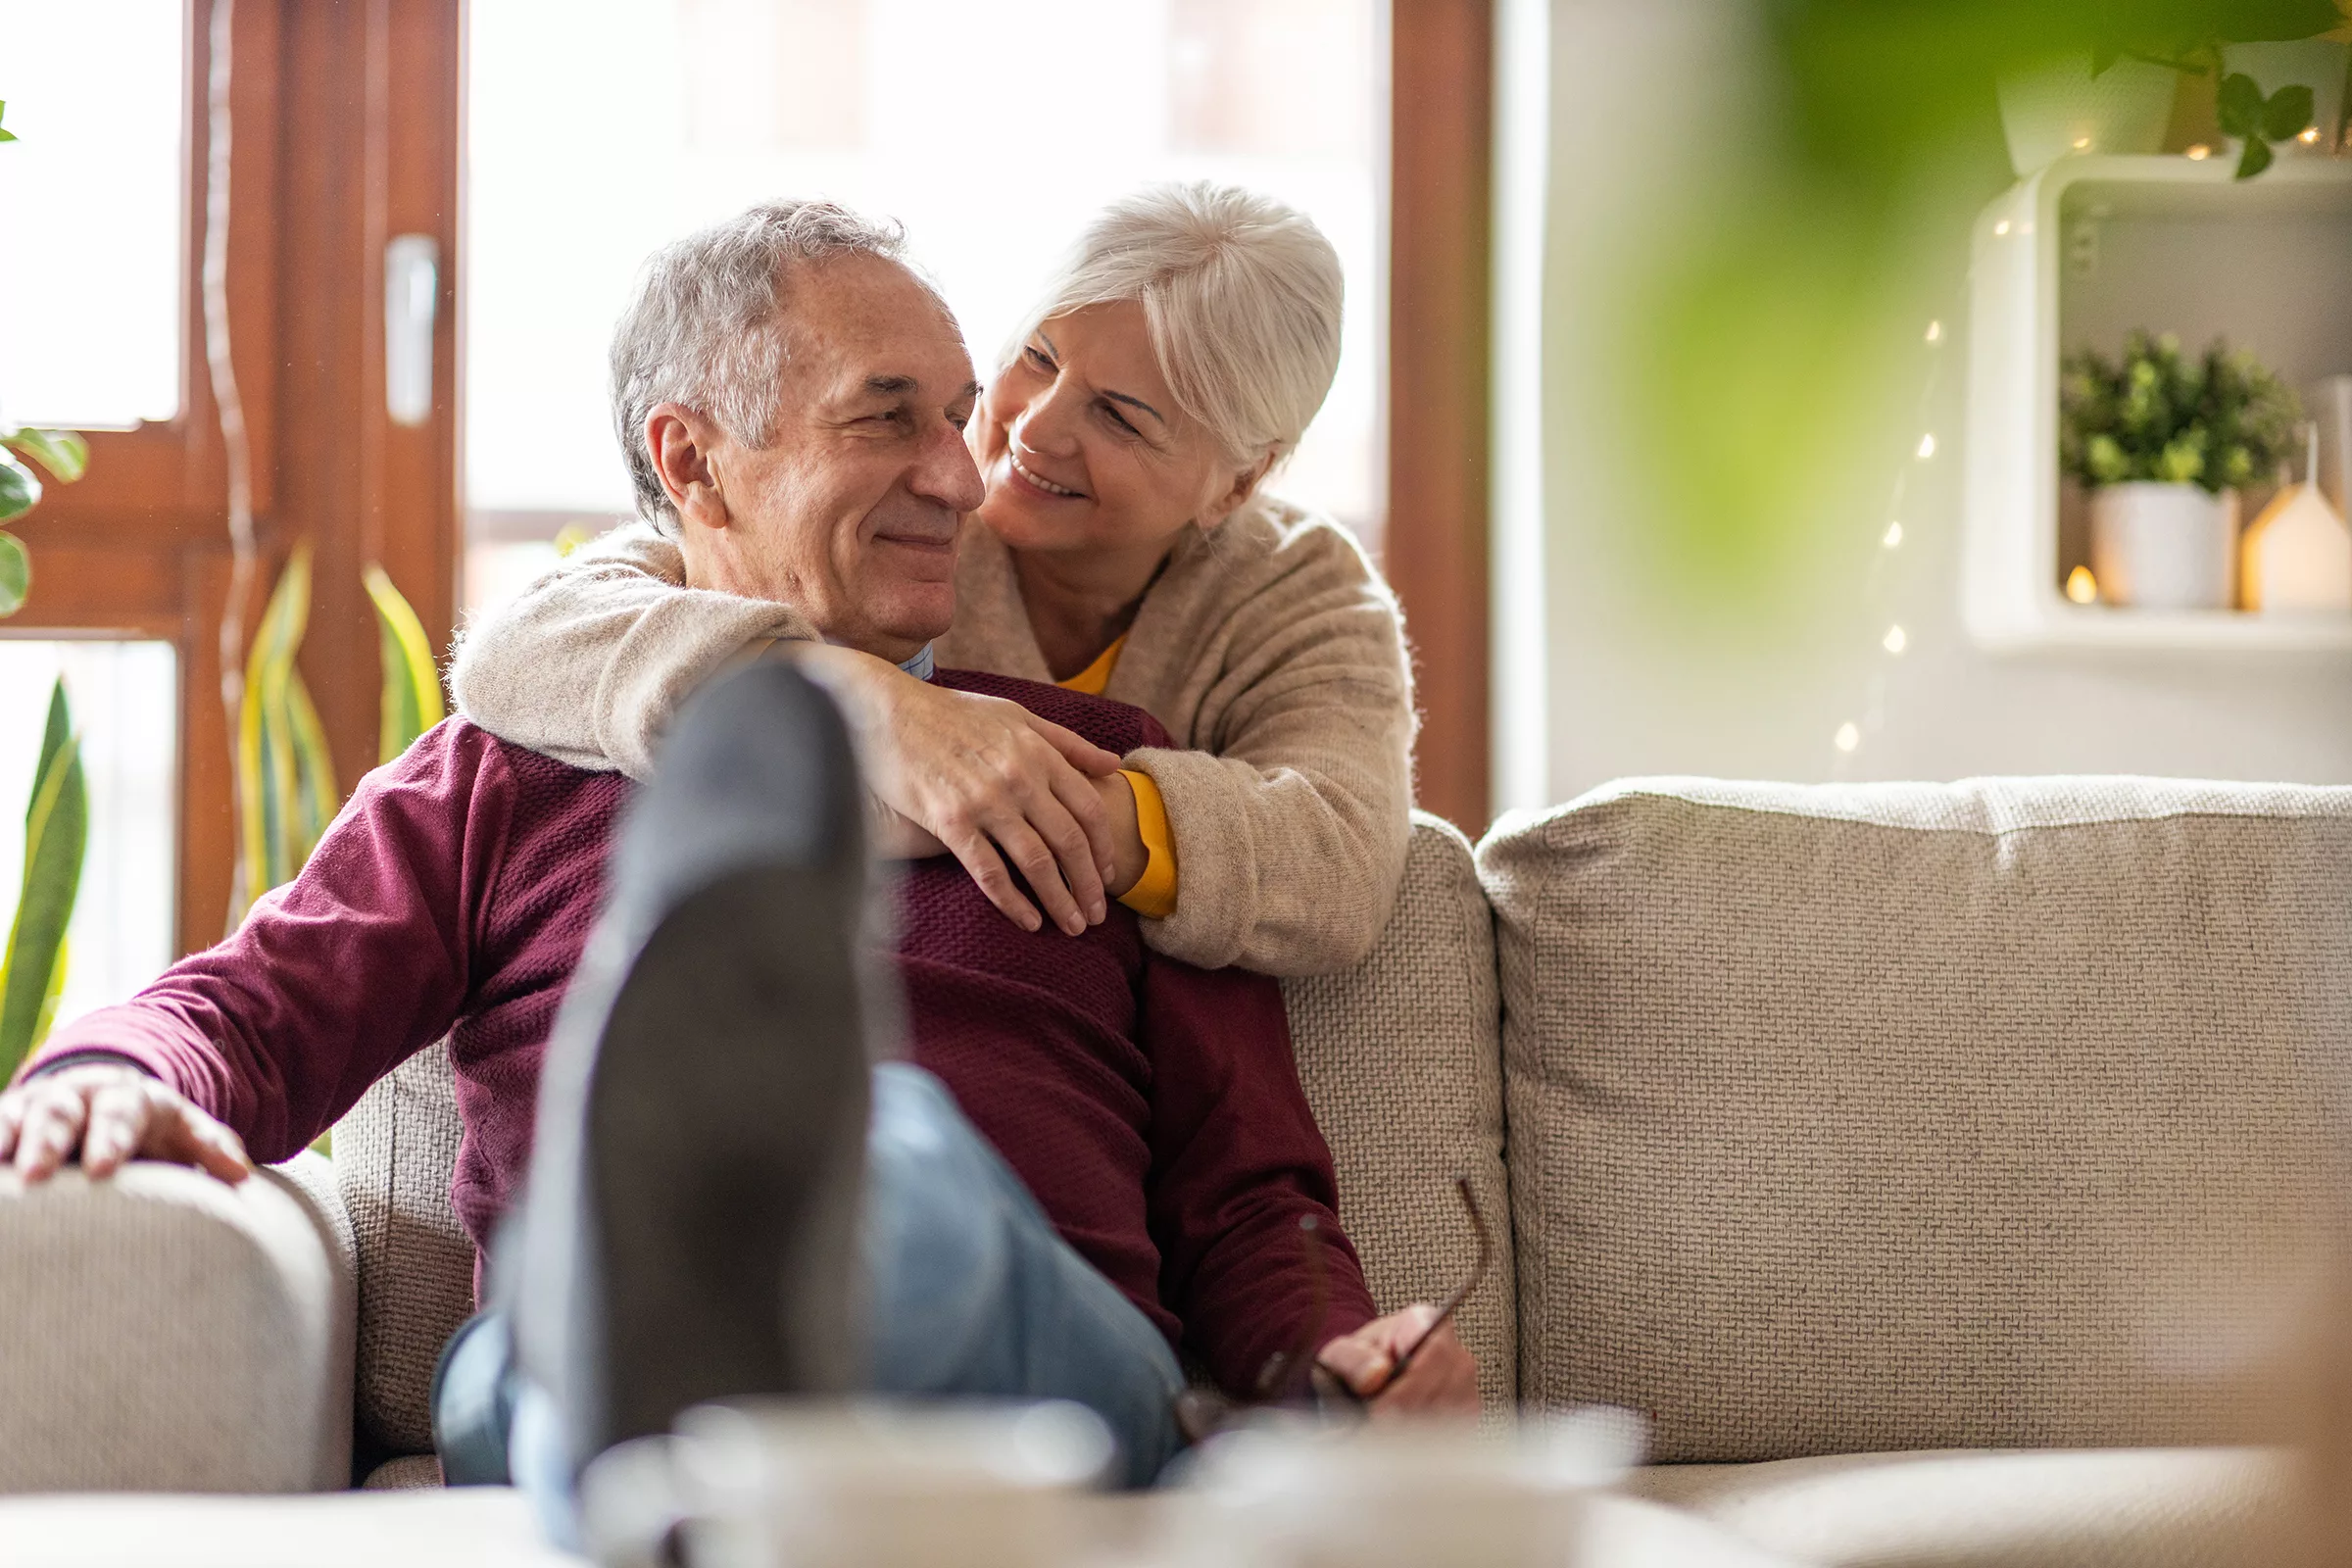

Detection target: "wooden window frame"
[13, 0, 463, 956]
[1387, 0, 1494, 836]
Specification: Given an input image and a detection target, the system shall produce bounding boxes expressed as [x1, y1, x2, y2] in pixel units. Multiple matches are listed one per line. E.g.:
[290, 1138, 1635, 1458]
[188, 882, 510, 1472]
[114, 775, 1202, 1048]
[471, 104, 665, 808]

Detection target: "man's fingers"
[14, 1091, 87, 1182]
[1022, 712, 1121, 777]
[152, 1106, 252, 1184]
[80, 1083, 152, 1178]
[946, 830, 1043, 934]
[991, 817, 1087, 937]
[1315, 1334, 1395, 1398]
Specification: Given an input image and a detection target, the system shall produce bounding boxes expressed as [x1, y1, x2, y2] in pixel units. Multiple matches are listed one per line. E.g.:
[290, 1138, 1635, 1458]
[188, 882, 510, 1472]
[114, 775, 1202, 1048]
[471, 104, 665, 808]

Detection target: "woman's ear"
[647, 403, 732, 532]
[1199, 451, 1279, 531]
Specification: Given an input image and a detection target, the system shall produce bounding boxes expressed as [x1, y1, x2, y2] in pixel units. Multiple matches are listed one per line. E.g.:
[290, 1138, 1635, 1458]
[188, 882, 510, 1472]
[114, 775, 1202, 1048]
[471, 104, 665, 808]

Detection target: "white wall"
[1494, 0, 2352, 813]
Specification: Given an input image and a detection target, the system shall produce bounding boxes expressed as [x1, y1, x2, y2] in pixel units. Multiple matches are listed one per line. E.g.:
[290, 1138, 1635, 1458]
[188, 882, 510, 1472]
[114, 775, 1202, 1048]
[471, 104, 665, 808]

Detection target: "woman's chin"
[977, 497, 1093, 554]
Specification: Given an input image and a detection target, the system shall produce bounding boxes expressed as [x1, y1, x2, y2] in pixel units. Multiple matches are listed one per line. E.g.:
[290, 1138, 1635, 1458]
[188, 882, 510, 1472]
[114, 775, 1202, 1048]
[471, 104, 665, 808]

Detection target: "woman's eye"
[1023, 345, 1054, 371]
[1101, 403, 1138, 436]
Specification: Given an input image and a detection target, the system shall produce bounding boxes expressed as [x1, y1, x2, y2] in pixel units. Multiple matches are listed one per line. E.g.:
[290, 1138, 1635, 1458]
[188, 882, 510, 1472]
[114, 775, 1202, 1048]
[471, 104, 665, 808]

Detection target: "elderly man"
[0, 202, 1475, 1539]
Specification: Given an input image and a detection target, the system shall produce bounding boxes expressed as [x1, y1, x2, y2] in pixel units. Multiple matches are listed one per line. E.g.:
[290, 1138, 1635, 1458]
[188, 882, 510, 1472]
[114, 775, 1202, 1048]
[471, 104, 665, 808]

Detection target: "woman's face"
[971, 301, 1265, 564]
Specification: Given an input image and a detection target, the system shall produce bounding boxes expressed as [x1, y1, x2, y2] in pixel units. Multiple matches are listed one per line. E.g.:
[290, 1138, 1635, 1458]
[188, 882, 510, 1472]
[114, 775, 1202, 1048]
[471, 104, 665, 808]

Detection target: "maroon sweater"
[29, 672, 1372, 1395]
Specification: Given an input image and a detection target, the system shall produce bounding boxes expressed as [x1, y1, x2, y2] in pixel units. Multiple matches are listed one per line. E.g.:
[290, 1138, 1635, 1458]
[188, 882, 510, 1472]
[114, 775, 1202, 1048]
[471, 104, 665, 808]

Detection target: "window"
[464, 0, 1385, 612]
[0, 0, 185, 430]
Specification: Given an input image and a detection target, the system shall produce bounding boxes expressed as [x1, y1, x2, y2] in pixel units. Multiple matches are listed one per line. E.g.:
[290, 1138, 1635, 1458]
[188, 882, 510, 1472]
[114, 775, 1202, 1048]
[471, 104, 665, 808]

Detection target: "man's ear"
[647, 404, 732, 531]
[1199, 451, 1279, 532]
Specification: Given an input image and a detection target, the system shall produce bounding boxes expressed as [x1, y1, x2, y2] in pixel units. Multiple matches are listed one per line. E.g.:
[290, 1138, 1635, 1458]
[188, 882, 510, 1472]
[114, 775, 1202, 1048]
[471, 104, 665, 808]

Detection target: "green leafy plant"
[235, 544, 338, 916]
[2090, 3, 2340, 178]
[364, 564, 445, 763]
[2060, 329, 2302, 491]
[0, 680, 86, 1079]
[2213, 68, 2320, 174]
[0, 425, 88, 617]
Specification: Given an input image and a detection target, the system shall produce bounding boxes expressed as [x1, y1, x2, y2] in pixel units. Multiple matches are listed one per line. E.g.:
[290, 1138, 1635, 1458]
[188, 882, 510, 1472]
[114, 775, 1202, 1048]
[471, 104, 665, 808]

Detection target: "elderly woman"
[451, 182, 1411, 976]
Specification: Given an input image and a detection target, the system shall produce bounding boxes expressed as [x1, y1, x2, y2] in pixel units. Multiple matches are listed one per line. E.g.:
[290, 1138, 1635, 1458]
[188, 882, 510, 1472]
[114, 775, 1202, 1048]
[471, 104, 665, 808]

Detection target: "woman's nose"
[1011, 381, 1083, 456]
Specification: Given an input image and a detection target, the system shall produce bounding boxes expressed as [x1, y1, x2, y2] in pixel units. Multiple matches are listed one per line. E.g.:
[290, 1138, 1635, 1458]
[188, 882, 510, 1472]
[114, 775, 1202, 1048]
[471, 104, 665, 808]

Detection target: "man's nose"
[914, 419, 986, 513]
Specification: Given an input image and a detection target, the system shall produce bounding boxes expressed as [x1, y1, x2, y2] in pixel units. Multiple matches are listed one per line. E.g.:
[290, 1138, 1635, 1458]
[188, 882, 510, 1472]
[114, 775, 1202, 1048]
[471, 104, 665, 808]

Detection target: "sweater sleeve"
[1127, 525, 1415, 977]
[1140, 954, 1375, 1398]
[21, 723, 501, 1162]
[448, 520, 818, 780]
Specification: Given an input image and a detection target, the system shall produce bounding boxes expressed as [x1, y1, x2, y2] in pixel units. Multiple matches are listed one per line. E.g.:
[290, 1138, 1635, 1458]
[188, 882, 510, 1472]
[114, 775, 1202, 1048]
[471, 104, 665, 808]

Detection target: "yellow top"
[1054, 634, 1177, 918]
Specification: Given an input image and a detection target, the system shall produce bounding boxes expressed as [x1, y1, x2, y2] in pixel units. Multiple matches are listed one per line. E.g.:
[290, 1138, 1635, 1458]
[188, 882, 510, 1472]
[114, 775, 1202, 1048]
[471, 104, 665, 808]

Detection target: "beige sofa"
[2, 777, 2346, 1566]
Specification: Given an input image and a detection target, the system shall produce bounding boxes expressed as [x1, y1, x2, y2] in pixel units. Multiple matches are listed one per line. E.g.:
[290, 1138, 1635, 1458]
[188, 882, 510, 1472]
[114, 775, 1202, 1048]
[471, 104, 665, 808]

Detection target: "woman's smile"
[1006, 446, 1088, 501]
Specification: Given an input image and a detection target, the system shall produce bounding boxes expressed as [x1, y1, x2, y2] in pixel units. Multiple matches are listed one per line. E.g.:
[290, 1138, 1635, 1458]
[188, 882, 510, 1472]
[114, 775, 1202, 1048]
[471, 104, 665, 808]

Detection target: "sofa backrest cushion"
[1480, 777, 2352, 1462]
[1284, 812, 1516, 1411]
[340, 812, 1518, 1442]
[336, 1043, 473, 1456]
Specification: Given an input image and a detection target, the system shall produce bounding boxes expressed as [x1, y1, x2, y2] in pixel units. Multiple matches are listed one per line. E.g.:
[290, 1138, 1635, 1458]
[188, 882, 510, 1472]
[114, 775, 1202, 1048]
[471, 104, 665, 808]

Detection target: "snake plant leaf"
[2, 428, 88, 484]
[0, 532, 28, 618]
[364, 564, 445, 764]
[235, 543, 339, 917]
[0, 452, 39, 525]
[0, 679, 86, 1078]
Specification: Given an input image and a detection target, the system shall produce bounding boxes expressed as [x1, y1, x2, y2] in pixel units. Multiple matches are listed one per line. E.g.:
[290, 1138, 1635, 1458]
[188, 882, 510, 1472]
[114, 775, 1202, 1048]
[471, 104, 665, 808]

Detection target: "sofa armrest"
[0, 1152, 356, 1492]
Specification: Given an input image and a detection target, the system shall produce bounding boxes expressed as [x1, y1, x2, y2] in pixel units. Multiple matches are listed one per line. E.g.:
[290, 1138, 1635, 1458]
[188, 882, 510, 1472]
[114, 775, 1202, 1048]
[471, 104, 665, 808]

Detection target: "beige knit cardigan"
[446, 498, 1416, 976]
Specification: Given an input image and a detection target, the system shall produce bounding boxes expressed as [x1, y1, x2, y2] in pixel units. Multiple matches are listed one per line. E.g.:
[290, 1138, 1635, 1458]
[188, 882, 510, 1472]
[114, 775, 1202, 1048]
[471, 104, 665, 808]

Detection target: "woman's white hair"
[1009, 182, 1345, 469]
[610, 199, 924, 530]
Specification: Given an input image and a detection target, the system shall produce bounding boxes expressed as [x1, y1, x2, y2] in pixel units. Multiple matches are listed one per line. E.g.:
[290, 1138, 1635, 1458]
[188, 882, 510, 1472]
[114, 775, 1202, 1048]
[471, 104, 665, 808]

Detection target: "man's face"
[668, 254, 984, 662]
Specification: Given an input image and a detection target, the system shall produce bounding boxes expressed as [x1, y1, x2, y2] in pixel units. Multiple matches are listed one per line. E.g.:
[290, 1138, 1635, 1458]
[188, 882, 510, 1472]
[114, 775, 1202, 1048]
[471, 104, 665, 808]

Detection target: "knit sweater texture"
[446, 500, 1416, 976]
[28, 674, 1374, 1396]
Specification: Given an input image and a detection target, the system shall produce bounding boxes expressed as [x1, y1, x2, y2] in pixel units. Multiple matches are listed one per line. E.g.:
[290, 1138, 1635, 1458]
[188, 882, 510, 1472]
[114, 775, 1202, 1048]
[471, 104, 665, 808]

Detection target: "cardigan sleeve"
[1123, 521, 1416, 977]
[448, 520, 817, 780]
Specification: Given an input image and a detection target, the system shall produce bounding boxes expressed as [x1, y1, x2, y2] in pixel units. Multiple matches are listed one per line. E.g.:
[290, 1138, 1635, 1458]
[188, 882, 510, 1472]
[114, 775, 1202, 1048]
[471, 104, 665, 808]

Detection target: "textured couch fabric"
[1622, 1447, 2302, 1568]
[1284, 813, 1517, 1411]
[0, 1152, 354, 1493]
[336, 1042, 476, 1457]
[1480, 777, 2352, 1463]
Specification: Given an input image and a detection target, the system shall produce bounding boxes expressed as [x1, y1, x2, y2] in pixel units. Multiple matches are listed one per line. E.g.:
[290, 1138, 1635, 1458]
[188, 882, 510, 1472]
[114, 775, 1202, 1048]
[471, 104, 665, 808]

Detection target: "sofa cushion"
[1622, 1447, 2299, 1568]
[1480, 778, 2352, 1461]
[1284, 811, 1517, 1410]
[337, 1042, 475, 1457]
[0, 1153, 354, 1493]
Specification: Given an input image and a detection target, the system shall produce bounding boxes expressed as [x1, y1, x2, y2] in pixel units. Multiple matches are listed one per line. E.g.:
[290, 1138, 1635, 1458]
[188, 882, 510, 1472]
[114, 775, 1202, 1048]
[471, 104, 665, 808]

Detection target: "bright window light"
[0, 642, 177, 1031]
[0, 0, 185, 430]
[465, 0, 1385, 612]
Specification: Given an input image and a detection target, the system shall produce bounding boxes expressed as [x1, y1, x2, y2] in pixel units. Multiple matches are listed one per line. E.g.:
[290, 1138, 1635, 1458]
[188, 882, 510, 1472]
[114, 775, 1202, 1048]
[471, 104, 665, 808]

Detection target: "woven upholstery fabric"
[1283, 812, 1516, 1410]
[337, 1041, 474, 1456]
[0, 1152, 355, 1492]
[1480, 778, 2352, 1461]
[1623, 1447, 2300, 1568]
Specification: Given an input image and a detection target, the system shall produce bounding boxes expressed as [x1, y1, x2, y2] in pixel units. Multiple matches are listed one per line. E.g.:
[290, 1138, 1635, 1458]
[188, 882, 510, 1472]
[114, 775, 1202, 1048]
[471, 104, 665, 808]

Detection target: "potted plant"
[1996, 3, 2343, 179]
[2060, 330, 2301, 610]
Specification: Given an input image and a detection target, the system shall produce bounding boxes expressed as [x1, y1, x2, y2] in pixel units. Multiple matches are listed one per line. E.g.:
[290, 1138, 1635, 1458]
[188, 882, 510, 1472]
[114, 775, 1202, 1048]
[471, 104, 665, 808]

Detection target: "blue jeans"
[436, 1064, 1187, 1527]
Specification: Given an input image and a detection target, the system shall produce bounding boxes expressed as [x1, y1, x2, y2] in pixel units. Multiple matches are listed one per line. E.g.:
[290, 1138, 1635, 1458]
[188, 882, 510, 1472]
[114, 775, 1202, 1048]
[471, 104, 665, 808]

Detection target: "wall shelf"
[1961, 154, 2352, 652]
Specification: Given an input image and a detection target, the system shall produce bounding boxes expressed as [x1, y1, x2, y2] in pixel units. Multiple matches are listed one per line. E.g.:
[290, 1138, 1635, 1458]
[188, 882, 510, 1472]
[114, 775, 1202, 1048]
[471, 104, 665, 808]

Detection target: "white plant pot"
[2089, 482, 2237, 610]
[1996, 56, 2179, 176]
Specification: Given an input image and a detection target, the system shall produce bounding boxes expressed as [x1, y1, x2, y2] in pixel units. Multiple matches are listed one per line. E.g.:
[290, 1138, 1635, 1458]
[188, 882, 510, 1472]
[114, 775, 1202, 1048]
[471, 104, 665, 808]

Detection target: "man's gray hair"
[611, 199, 915, 530]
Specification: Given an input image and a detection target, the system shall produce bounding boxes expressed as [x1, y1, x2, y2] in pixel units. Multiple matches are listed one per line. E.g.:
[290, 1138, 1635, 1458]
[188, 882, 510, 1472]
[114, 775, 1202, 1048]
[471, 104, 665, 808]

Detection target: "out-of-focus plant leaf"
[2, 428, 88, 484]
[364, 564, 445, 764]
[2217, 71, 2267, 132]
[2236, 132, 2278, 175]
[235, 543, 339, 918]
[0, 101, 15, 144]
[2261, 81, 2317, 138]
[0, 454, 39, 524]
[0, 679, 86, 1078]
[0, 533, 27, 617]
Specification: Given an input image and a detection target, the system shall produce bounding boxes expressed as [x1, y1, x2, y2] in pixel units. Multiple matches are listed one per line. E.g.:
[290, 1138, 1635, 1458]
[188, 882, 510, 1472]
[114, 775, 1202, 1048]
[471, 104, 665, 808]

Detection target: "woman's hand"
[794, 645, 1125, 935]
[1316, 1303, 1481, 1419]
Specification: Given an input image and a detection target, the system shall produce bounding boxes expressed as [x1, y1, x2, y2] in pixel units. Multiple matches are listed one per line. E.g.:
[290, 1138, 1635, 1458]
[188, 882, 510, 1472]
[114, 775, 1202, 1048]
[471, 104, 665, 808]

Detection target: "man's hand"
[0, 1064, 251, 1186]
[1317, 1303, 1480, 1419]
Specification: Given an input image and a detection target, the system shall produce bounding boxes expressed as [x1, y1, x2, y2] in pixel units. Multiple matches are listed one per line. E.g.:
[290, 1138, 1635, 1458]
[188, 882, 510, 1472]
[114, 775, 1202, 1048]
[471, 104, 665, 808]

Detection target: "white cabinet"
[1961, 155, 2352, 651]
